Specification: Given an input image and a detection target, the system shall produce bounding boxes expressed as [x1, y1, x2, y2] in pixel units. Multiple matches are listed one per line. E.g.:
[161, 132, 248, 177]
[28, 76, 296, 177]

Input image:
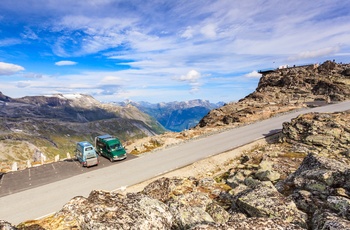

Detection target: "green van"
[94, 134, 127, 162]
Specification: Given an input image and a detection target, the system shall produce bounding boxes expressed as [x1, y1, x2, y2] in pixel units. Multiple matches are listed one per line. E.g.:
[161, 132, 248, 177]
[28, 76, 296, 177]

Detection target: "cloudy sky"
[1, 0, 349, 103]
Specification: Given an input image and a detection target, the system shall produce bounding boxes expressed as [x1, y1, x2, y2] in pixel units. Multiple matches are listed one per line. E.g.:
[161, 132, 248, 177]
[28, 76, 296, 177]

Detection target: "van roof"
[97, 134, 113, 139]
[77, 141, 93, 147]
[97, 134, 122, 144]
[106, 138, 121, 144]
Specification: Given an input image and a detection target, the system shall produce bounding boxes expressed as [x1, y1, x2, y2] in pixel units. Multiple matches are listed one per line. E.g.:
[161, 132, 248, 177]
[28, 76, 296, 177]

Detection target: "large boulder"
[255, 160, 281, 182]
[0, 220, 17, 230]
[312, 210, 350, 230]
[18, 190, 174, 229]
[278, 153, 349, 195]
[280, 111, 350, 158]
[226, 217, 305, 230]
[276, 153, 350, 227]
[167, 192, 217, 229]
[233, 181, 307, 228]
[142, 177, 234, 210]
[142, 177, 233, 228]
[189, 218, 305, 230]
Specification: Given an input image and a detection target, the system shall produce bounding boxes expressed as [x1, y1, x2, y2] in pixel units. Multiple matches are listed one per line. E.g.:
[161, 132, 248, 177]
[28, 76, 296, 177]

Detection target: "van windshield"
[110, 143, 122, 151]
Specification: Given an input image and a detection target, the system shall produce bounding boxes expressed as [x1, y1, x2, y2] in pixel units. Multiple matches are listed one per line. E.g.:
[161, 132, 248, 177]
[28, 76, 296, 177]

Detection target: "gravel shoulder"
[124, 135, 275, 193]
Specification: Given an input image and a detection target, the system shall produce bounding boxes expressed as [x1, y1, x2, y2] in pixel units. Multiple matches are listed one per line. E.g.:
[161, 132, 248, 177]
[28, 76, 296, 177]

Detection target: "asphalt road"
[0, 154, 137, 197]
[1, 101, 350, 224]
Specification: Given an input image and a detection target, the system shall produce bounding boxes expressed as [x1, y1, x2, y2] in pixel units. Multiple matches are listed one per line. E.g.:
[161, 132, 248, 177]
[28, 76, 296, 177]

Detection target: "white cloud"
[51, 15, 132, 56]
[287, 46, 340, 61]
[55, 60, 78, 66]
[0, 38, 22, 47]
[189, 82, 202, 94]
[0, 62, 25, 75]
[17, 81, 31, 88]
[244, 71, 262, 78]
[22, 73, 43, 78]
[20, 27, 39, 40]
[173, 70, 202, 94]
[176, 70, 201, 82]
[181, 26, 194, 39]
[100, 76, 124, 84]
[200, 23, 217, 39]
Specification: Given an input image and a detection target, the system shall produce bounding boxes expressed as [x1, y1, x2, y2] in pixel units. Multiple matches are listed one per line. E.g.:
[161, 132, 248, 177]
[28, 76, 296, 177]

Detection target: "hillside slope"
[0, 93, 166, 170]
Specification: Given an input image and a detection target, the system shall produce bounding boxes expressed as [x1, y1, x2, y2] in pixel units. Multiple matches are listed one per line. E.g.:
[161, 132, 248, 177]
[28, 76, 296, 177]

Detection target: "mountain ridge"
[117, 99, 224, 132]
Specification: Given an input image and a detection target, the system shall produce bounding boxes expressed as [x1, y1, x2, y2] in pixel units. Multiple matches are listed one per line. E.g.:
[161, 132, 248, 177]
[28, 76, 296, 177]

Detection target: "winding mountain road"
[1, 101, 350, 224]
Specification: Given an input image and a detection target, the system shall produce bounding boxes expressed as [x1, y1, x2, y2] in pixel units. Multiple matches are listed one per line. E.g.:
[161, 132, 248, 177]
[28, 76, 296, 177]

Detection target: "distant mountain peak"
[122, 99, 224, 132]
[0, 91, 12, 102]
[49, 93, 85, 100]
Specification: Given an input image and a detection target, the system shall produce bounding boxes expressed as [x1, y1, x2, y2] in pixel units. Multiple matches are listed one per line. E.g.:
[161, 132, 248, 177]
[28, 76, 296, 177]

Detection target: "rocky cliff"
[197, 60, 350, 129]
[4, 110, 349, 229]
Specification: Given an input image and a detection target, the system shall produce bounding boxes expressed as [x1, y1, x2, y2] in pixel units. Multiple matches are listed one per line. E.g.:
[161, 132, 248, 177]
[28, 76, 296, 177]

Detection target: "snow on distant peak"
[45, 94, 83, 100]
[45, 93, 101, 108]
[61, 94, 83, 100]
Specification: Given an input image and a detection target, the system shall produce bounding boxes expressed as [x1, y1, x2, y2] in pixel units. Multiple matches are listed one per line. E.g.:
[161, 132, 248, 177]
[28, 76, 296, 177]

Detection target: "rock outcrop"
[14, 178, 305, 229]
[276, 153, 350, 228]
[197, 61, 350, 129]
[280, 110, 350, 159]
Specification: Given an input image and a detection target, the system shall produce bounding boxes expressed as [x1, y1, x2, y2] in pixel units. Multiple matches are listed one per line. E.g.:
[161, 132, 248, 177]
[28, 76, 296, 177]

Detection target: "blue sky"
[1, 0, 350, 103]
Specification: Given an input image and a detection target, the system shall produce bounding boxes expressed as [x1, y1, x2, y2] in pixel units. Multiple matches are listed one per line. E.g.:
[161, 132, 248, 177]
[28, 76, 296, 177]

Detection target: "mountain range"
[117, 100, 224, 132]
